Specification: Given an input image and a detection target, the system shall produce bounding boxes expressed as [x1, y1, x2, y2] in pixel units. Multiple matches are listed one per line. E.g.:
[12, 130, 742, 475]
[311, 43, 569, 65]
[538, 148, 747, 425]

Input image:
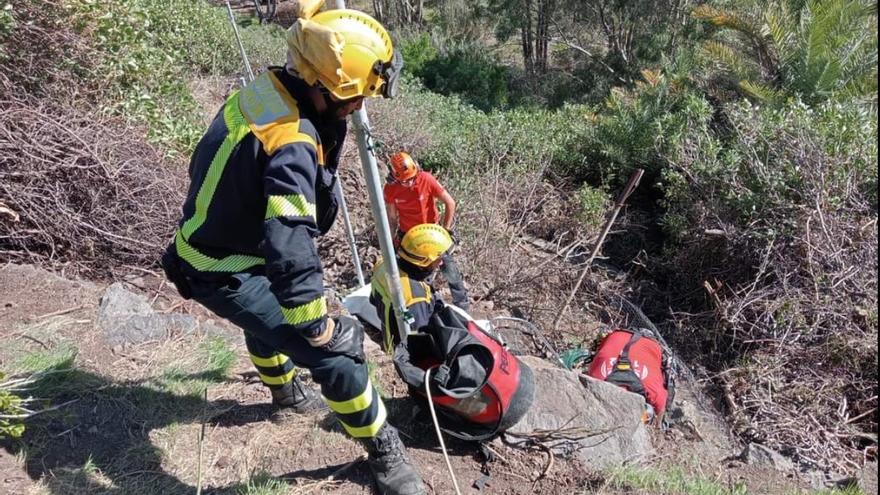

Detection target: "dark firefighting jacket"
[169, 68, 344, 339]
[369, 258, 442, 352]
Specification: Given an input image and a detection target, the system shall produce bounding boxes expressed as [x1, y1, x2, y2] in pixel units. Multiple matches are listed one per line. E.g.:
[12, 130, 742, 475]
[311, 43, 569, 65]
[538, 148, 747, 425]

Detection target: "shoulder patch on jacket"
[238, 72, 318, 155]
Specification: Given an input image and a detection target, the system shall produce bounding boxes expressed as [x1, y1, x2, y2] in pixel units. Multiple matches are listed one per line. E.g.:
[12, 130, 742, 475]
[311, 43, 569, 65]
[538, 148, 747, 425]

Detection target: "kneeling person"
[370, 224, 452, 352]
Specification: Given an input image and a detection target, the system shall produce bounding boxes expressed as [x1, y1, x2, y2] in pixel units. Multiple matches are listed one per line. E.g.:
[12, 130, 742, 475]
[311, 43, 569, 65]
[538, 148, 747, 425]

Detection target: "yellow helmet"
[399, 224, 453, 268]
[286, 6, 403, 100]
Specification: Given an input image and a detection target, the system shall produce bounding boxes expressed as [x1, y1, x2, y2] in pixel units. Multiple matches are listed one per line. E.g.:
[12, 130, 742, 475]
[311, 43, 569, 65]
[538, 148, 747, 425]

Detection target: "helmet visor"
[379, 49, 404, 99]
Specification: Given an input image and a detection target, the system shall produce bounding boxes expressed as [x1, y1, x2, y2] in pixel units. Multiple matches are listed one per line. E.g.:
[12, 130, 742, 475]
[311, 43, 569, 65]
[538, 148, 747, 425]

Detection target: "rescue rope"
[424, 367, 463, 495]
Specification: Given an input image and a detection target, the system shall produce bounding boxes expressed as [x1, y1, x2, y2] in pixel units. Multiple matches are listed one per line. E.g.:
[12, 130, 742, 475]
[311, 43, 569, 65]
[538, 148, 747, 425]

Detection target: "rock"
[98, 283, 197, 345]
[742, 443, 794, 472]
[505, 356, 652, 469]
[860, 461, 878, 495]
[807, 470, 828, 490]
[362, 333, 384, 358]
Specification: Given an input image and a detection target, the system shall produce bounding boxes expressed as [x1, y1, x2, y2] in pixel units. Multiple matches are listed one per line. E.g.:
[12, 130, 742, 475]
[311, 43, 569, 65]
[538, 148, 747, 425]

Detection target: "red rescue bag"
[393, 306, 535, 441]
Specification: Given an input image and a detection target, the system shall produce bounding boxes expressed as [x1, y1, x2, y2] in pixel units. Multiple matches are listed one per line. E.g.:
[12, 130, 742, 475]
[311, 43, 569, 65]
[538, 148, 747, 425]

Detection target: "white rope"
[424, 367, 463, 495]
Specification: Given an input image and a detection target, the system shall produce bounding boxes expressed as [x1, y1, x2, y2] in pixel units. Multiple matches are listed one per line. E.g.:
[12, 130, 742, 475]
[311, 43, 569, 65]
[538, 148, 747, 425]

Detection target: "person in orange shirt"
[383, 152, 470, 311]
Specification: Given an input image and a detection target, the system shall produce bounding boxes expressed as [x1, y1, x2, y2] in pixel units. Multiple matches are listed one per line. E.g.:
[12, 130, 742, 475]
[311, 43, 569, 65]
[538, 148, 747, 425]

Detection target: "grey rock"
[743, 443, 794, 472]
[98, 283, 197, 345]
[860, 461, 878, 495]
[505, 356, 652, 469]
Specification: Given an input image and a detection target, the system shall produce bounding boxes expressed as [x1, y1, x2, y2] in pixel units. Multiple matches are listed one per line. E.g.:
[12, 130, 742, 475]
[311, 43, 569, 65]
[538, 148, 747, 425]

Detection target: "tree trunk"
[522, 0, 535, 74]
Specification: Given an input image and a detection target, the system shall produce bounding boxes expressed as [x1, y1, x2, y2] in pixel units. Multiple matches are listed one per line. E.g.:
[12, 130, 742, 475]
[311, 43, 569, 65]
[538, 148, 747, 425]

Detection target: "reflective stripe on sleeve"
[266, 194, 316, 221]
[280, 297, 327, 326]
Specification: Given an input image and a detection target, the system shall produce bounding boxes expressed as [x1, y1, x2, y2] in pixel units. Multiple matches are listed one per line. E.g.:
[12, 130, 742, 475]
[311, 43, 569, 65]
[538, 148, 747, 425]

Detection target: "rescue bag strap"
[429, 336, 481, 389]
[617, 329, 643, 365]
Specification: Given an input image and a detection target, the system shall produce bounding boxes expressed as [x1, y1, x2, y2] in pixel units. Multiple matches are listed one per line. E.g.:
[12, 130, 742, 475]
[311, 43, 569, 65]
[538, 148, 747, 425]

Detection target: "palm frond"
[739, 80, 785, 102]
[693, 4, 762, 39]
[702, 41, 759, 80]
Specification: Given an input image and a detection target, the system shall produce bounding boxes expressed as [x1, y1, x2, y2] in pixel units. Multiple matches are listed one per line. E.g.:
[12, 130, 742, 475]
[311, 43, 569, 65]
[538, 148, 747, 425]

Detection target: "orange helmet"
[389, 152, 419, 181]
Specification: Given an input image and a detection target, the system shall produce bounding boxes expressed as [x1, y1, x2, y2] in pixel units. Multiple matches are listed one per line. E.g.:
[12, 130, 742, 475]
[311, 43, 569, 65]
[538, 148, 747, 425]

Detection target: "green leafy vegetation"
[0, 372, 27, 439]
[66, 0, 284, 151]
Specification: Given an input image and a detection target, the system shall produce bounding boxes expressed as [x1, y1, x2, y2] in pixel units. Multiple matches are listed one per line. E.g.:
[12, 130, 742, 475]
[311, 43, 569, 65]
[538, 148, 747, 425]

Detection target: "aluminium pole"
[336, 179, 366, 287]
[225, 0, 255, 82]
[326, 0, 412, 342]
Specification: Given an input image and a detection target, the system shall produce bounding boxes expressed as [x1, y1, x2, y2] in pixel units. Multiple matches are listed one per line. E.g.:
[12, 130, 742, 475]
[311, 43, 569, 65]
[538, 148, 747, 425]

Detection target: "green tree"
[695, 0, 878, 104]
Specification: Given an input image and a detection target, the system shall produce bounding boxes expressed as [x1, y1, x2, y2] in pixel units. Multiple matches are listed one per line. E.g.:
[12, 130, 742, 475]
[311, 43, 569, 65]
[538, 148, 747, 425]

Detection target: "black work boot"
[360, 423, 426, 495]
[269, 375, 326, 422]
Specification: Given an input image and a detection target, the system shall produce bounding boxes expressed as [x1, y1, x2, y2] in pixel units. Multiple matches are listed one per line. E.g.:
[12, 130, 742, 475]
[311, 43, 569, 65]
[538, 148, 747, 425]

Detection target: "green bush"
[68, 0, 285, 152]
[0, 372, 26, 439]
[574, 185, 609, 231]
[372, 78, 600, 176]
[398, 32, 439, 77]
[409, 42, 511, 111]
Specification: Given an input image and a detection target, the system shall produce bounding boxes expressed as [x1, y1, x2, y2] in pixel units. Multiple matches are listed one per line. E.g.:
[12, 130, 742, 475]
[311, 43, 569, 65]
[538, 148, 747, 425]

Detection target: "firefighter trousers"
[439, 252, 469, 310]
[188, 272, 387, 439]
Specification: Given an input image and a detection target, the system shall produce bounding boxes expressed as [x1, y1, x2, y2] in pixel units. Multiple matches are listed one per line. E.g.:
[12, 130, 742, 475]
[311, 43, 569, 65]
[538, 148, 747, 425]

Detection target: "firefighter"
[160, 2, 424, 493]
[383, 152, 470, 311]
[587, 328, 675, 425]
[369, 224, 452, 352]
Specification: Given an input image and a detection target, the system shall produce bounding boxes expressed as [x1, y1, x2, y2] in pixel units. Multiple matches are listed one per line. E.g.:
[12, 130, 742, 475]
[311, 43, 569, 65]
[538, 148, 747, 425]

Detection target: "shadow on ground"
[0, 359, 387, 494]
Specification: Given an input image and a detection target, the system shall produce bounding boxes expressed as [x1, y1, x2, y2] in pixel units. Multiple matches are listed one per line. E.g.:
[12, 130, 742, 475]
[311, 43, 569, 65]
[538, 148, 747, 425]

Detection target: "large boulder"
[505, 356, 652, 469]
[98, 283, 198, 345]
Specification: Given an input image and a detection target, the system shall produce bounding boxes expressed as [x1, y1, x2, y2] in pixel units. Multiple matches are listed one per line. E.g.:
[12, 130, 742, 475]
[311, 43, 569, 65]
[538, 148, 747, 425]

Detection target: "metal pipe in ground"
[553, 169, 645, 332]
[324, 0, 412, 342]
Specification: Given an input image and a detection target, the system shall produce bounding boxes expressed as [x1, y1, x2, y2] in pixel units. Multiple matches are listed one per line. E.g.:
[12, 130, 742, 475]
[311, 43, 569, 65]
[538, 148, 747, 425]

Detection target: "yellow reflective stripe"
[281, 297, 327, 326]
[266, 194, 316, 220]
[383, 301, 394, 354]
[324, 379, 374, 415]
[250, 353, 290, 368]
[339, 400, 387, 438]
[181, 92, 250, 240]
[259, 368, 297, 386]
[175, 231, 264, 272]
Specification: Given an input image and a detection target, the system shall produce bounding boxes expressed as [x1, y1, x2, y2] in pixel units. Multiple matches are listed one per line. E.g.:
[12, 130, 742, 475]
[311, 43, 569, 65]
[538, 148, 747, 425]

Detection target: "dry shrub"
[0, 0, 186, 278]
[664, 102, 878, 472]
[0, 98, 186, 278]
[0, 0, 105, 101]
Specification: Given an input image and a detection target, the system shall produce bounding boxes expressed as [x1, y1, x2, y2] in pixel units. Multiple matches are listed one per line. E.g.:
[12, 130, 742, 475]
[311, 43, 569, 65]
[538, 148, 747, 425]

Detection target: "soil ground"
[0, 256, 822, 495]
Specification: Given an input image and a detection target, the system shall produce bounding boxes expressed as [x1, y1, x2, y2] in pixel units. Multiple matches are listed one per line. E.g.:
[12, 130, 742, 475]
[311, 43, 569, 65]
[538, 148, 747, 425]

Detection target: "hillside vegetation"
[1, 0, 877, 486]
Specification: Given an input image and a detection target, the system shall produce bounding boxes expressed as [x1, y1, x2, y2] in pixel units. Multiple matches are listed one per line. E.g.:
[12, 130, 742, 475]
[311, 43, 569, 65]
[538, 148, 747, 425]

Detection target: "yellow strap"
[324, 379, 374, 415]
[281, 297, 327, 326]
[266, 194, 317, 221]
[175, 231, 264, 272]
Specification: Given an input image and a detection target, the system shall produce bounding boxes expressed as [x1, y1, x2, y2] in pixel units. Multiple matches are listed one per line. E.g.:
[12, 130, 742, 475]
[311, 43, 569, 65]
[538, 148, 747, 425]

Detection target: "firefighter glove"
[307, 316, 366, 363]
